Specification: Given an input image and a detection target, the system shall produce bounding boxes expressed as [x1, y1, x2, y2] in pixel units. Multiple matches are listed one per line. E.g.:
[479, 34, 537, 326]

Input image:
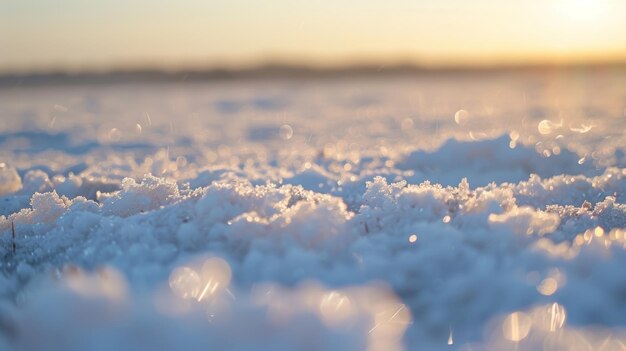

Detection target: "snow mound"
[397, 136, 600, 186]
[0, 163, 22, 196]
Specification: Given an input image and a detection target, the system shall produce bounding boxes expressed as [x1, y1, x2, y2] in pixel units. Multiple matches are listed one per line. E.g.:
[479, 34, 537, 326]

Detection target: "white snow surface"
[1, 71, 626, 350]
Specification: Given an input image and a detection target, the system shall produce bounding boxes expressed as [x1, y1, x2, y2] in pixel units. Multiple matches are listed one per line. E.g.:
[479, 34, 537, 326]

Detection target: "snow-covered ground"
[1, 70, 626, 350]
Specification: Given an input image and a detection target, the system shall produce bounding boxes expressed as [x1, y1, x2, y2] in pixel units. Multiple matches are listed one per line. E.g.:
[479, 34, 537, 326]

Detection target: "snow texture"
[1, 71, 626, 350]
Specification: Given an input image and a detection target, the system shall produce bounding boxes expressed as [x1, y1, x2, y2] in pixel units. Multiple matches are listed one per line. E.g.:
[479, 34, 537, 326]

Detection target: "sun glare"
[557, 0, 610, 21]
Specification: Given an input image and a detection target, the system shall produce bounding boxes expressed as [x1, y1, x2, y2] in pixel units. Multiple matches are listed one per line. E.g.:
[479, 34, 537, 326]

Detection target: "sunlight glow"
[502, 312, 532, 342]
[557, 0, 610, 22]
[2, 0, 626, 71]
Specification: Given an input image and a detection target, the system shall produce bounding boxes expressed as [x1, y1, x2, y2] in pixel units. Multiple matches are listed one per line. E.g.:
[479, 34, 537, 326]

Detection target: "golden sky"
[1, 0, 626, 72]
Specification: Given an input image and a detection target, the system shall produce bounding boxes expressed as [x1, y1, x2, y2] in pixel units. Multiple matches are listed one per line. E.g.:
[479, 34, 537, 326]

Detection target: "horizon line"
[2, 59, 626, 88]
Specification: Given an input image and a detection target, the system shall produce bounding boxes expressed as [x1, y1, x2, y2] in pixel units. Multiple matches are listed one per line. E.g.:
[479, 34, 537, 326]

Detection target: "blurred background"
[1, 0, 625, 178]
[2, 0, 626, 78]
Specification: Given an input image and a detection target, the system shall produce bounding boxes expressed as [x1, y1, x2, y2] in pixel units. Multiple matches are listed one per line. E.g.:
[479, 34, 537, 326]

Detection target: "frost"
[102, 174, 181, 216]
[11, 191, 68, 225]
[489, 206, 560, 235]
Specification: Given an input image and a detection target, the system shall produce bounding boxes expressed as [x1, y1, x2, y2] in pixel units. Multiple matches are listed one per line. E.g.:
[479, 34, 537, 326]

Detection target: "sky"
[1, 0, 626, 73]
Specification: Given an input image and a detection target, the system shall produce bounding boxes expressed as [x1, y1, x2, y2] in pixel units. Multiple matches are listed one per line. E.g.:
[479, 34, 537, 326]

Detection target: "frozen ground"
[1, 69, 626, 350]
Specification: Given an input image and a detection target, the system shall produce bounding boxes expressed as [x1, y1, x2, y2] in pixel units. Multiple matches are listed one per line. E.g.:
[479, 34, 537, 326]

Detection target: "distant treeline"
[1, 62, 625, 88]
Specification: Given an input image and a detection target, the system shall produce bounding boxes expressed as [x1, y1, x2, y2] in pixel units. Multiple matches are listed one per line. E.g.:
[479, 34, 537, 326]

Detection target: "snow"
[1, 70, 626, 350]
[0, 164, 21, 196]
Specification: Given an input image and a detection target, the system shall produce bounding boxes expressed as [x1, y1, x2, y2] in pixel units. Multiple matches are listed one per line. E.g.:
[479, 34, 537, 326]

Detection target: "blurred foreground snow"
[1, 70, 626, 350]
